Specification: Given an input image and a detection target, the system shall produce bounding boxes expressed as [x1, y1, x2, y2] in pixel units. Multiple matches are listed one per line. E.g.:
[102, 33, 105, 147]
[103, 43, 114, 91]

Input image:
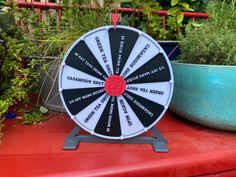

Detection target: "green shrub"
[0, 1, 40, 137]
[179, 26, 236, 65]
[206, 0, 236, 30]
[179, 0, 236, 65]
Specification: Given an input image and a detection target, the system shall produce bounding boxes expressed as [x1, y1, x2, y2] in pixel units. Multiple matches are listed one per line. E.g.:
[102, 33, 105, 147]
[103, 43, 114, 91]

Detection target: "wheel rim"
[59, 25, 174, 140]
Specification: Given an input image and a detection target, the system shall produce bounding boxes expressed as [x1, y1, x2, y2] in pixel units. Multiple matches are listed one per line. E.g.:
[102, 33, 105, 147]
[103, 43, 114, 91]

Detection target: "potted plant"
[169, 0, 236, 131]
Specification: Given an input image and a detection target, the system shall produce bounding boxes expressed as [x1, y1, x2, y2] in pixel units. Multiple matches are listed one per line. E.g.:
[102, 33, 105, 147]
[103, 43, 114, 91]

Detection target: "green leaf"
[179, 2, 189, 9]
[186, 7, 194, 11]
[167, 7, 180, 15]
[191, 22, 205, 27]
[177, 13, 184, 24]
[119, 0, 132, 2]
[171, 0, 179, 6]
[14, 16, 21, 23]
[39, 106, 48, 114]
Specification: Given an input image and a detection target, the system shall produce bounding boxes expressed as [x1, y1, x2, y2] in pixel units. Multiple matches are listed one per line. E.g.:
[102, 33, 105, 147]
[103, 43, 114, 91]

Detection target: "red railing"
[17, 1, 63, 10]
[16, 1, 208, 29]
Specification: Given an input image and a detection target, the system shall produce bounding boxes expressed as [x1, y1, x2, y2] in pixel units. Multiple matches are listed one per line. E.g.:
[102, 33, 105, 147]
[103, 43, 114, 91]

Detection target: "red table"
[1, 111, 236, 177]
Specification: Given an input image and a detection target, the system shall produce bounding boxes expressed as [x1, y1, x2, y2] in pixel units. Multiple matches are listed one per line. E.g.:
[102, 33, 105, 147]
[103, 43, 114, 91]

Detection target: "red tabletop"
[1, 111, 236, 177]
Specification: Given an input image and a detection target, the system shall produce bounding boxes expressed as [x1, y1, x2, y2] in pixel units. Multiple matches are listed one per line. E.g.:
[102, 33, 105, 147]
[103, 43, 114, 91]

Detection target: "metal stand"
[63, 126, 168, 153]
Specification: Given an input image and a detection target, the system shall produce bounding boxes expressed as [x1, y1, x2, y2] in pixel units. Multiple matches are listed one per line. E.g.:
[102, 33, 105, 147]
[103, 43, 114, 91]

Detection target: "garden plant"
[0, 0, 43, 138]
[170, 0, 236, 131]
[179, 0, 236, 65]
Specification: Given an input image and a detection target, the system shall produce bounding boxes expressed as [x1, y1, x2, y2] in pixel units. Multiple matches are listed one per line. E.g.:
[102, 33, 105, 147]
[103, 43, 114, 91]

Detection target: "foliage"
[0, 0, 16, 34]
[120, 0, 208, 40]
[17, 106, 48, 125]
[121, 0, 208, 11]
[0, 0, 4, 9]
[206, 0, 236, 29]
[0, 99, 8, 141]
[20, 0, 115, 59]
[167, 0, 194, 25]
[0, 1, 46, 134]
[179, 27, 236, 65]
[121, 0, 209, 39]
[179, 0, 236, 65]
[0, 34, 40, 113]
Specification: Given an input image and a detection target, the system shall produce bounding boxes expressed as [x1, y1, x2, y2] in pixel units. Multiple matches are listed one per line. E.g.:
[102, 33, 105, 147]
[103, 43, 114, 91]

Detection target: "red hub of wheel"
[105, 75, 126, 96]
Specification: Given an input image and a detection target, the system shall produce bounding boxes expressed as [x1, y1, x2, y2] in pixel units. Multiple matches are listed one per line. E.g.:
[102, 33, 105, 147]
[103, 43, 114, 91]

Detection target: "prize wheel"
[59, 25, 174, 140]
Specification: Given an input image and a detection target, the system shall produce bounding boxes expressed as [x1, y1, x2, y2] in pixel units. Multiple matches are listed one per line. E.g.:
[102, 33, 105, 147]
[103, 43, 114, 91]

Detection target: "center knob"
[104, 75, 126, 96]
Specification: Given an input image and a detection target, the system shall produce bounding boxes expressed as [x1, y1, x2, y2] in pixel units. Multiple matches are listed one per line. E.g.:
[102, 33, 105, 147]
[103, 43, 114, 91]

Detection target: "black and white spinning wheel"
[59, 25, 174, 140]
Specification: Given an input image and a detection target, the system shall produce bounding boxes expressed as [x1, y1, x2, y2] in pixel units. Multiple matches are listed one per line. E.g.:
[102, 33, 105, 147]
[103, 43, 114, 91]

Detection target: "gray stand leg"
[63, 126, 168, 153]
[63, 126, 81, 150]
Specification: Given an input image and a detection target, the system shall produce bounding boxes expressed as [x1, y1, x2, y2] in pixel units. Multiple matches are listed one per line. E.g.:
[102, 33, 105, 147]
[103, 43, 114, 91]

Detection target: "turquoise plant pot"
[170, 61, 236, 131]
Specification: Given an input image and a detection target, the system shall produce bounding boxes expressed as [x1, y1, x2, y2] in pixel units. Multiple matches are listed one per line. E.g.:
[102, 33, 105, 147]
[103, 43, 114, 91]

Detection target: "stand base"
[63, 126, 168, 153]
